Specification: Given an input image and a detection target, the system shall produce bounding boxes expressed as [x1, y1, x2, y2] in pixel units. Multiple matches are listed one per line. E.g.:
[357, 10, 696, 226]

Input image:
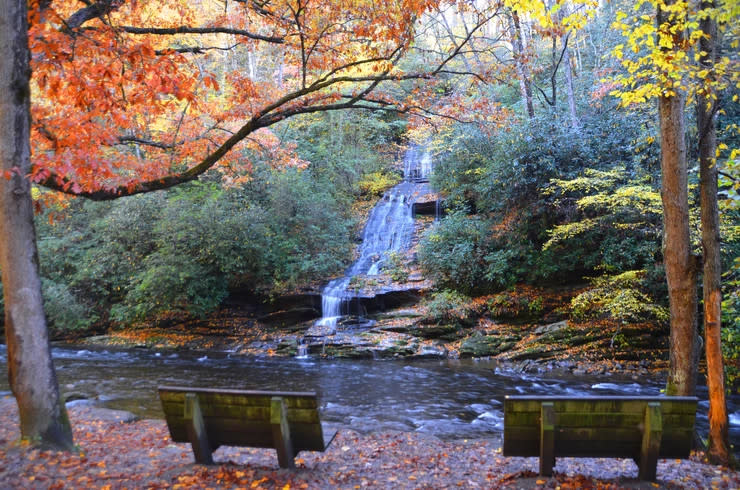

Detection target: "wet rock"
[413, 343, 448, 359]
[258, 307, 320, 326]
[358, 288, 424, 313]
[374, 309, 424, 320]
[275, 338, 298, 356]
[459, 335, 518, 358]
[261, 292, 322, 313]
[534, 320, 569, 335]
[507, 345, 563, 361]
[69, 406, 138, 423]
[63, 392, 89, 403]
[406, 323, 461, 340]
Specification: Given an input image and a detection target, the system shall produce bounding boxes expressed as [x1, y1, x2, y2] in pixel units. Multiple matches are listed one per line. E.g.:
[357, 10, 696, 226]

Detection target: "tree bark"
[0, 0, 74, 449]
[657, 0, 698, 398]
[659, 90, 698, 397]
[510, 11, 534, 119]
[697, 0, 732, 465]
[562, 38, 580, 130]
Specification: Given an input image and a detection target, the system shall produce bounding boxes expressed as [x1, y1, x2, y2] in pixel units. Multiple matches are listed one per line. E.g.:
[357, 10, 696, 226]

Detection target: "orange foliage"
[25, 0, 503, 200]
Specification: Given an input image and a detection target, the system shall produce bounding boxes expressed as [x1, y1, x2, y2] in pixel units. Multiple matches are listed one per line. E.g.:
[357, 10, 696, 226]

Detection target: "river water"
[1, 344, 738, 447]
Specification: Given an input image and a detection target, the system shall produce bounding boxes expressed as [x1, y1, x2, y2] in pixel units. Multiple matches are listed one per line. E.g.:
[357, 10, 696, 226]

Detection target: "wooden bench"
[503, 395, 698, 481]
[158, 386, 337, 468]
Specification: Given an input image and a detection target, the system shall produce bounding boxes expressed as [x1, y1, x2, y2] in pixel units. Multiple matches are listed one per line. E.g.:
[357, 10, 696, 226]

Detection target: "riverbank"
[0, 396, 736, 489]
[73, 299, 670, 380]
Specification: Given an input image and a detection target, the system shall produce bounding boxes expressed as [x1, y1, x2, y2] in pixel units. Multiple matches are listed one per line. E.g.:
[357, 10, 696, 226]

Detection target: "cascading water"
[314, 146, 433, 332]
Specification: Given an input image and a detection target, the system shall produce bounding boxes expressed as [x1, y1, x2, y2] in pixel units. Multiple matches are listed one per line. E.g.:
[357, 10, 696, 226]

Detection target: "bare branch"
[119, 25, 284, 44]
[155, 44, 239, 55]
[117, 136, 175, 150]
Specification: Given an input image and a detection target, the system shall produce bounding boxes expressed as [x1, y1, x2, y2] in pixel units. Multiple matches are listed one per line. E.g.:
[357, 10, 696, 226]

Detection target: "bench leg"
[540, 402, 555, 476]
[184, 393, 214, 465]
[638, 402, 662, 481]
[271, 397, 295, 469]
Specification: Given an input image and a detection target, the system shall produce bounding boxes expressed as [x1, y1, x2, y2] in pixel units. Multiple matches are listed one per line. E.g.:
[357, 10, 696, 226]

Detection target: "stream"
[1, 344, 738, 447]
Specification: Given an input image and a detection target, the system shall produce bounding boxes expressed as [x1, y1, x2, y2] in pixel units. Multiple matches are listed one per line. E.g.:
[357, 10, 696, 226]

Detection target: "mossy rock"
[460, 335, 519, 358]
[408, 323, 462, 340]
[507, 345, 564, 361]
[276, 338, 298, 356]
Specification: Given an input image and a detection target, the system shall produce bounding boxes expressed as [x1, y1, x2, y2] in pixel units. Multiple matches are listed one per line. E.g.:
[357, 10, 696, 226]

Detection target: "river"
[1, 344, 738, 448]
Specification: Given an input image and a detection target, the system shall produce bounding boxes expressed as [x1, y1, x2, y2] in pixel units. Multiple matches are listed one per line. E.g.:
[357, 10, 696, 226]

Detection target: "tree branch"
[117, 136, 176, 149]
[155, 44, 239, 55]
[118, 25, 284, 43]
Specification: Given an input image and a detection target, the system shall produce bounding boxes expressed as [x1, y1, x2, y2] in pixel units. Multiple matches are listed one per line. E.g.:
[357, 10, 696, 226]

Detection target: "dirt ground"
[0, 396, 737, 489]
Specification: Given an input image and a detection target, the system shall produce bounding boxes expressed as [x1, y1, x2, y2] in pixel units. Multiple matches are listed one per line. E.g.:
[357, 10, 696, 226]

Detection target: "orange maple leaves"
[27, 0, 502, 199]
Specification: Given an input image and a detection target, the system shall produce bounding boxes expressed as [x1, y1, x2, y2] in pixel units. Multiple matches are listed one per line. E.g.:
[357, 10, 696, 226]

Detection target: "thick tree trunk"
[0, 0, 74, 449]
[511, 11, 534, 119]
[697, 0, 732, 465]
[657, 0, 698, 398]
[658, 92, 698, 396]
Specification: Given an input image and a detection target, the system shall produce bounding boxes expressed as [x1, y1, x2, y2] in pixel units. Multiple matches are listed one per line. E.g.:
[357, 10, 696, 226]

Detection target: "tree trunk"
[697, 0, 732, 465]
[0, 0, 74, 449]
[659, 91, 698, 396]
[562, 39, 579, 130]
[511, 11, 534, 118]
[658, 0, 698, 398]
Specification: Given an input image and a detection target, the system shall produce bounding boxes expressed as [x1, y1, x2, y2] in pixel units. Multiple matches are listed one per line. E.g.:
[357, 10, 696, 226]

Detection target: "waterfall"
[313, 145, 432, 331]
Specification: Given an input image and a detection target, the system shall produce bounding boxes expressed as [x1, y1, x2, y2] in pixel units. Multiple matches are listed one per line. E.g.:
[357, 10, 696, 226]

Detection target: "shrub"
[570, 270, 669, 325]
[358, 171, 401, 197]
[423, 290, 475, 327]
[383, 251, 409, 282]
[42, 279, 96, 335]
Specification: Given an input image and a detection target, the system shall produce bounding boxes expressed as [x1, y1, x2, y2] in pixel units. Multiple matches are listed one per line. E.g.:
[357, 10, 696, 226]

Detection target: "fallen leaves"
[2, 396, 740, 489]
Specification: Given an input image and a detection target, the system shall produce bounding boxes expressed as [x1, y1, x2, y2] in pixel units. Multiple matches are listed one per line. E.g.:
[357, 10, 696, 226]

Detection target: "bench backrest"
[503, 395, 698, 459]
[159, 386, 328, 452]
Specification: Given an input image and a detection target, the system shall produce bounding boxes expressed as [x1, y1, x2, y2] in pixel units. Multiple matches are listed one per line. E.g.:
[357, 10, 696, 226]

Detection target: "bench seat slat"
[505, 429, 694, 448]
[505, 397, 698, 414]
[162, 401, 321, 424]
[505, 411, 695, 429]
[165, 419, 328, 451]
[160, 389, 318, 409]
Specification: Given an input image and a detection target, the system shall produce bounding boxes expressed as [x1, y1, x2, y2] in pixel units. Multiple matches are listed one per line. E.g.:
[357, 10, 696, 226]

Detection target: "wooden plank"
[164, 418, 327, 451]
[504, 411, 694, 429]
[323, 427, 338, 450]
[160, 391, 318, 410]
[159, 385, 317, 399]
[271, 397, 295, 469]
[639, 403, 662, 481]
[161, 401, 321, 424]
[184, 393, 214, 465]
[505, 395, 699, 403]
[504, 429, 693, 458]
[505, 396, 698, 414]
[540, 402, 555, 476]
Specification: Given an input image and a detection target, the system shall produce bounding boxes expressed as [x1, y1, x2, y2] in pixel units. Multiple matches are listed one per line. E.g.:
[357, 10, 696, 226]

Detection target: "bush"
[42, 279, 96, 335]
[358, 171, 401, 197]
[0, 274, 95, 336]
[383, 251, 409, 282]
[418, 211, 494, 294]
[570, 270, 669, 325]
[423, 290, 475, 327]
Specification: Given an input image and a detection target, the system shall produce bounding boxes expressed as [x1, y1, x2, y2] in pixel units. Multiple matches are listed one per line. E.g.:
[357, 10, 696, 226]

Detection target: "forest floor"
[1, 396, 737, 489]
